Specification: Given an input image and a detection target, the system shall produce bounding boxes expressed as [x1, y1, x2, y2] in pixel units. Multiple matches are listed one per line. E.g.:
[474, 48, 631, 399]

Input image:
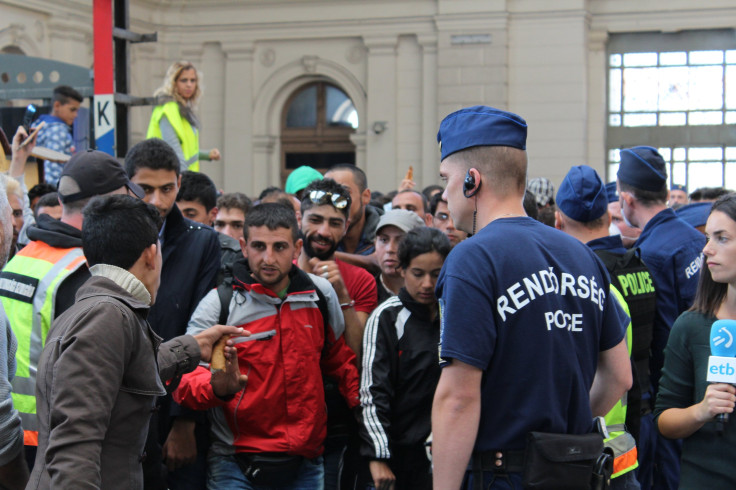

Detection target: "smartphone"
[22, 104, 37, 133]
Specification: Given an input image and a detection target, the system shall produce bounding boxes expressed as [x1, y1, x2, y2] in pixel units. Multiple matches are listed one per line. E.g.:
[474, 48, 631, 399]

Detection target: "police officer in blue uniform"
[431, 106, 632, 489]
[616, 147, 705, 490]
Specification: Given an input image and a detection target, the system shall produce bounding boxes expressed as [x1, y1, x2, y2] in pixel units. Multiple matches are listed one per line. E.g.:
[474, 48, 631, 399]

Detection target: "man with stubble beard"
[296, 178, 377, 490]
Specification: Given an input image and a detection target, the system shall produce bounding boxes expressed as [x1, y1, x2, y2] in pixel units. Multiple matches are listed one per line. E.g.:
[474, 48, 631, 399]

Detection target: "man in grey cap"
[0, 149, 145, 470]
[373, 208, 425, 305]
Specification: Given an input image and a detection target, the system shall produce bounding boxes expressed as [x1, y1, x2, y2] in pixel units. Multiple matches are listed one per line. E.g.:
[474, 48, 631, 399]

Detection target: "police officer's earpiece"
[463, 169, 481, 198]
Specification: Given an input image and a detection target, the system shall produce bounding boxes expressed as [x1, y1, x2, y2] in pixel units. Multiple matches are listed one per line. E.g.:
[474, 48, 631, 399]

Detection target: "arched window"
[280, 81, 358, 184]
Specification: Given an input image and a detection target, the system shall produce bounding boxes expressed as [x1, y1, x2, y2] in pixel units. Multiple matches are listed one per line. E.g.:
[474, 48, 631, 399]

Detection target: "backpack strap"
[312, 285, 333, 358]
[217, 282, 233, 326]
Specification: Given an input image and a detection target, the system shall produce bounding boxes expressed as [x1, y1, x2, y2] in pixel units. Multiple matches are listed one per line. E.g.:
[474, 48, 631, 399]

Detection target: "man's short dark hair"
[689, 186, 732, 202]
[429, 192, 445, 216]
[327, 164, 368, 193]
[618, 180, 668, 207]
[395, 189, 429, 214]
[523, 190, 539, 220]
[82, 195, 162, 270]
[257, 186, 283, 201]
[177, 171, 217, 211]
[300, 178, 352, 219]
[422, 184, 444, 201]
[125, 138, 180, 178]
[53, 85, 83, 105]
[217, 192, 252, 216]
[243, 203, 299, 242]
[28, 183, 57, 204]
[34, 192, 60, 218]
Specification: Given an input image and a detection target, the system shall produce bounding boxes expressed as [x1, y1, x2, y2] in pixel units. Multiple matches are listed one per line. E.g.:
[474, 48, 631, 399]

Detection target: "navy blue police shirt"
[633, 208, 704, 394]
[436, 217, 628, 452]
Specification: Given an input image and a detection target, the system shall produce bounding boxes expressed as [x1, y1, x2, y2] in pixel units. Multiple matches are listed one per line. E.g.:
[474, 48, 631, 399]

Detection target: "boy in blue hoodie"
[33, 86, 82, 187]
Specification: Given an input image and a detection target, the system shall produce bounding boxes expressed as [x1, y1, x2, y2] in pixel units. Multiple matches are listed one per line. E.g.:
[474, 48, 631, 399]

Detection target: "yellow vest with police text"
[0, 241, 86, 446]
[604, 285, 638, 478]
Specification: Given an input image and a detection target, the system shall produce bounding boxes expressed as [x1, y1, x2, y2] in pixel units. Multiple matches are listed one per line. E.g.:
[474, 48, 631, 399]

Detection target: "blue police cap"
[671, 183, 687, 193]
[676, 201, 711, 229]
[437, 105, 527, 161]
[556, 165, 608, 222]
[605, 181, 619, 204]
[616, 146, 667, 191]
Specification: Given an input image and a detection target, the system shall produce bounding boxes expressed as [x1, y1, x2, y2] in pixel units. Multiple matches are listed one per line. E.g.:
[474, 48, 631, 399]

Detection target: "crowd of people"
[0, 84, 734, 490]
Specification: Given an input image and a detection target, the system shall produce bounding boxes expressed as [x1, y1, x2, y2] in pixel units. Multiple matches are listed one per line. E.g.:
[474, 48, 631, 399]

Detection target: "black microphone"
[708, 320, 736, 435]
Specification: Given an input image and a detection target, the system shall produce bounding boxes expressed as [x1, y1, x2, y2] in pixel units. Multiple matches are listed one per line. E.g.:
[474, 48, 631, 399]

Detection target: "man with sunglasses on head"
[296, 178, 378, 490]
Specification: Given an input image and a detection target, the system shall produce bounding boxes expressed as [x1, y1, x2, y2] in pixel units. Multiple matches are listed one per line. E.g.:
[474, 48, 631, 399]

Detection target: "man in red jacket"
[175, 202, 360, 489]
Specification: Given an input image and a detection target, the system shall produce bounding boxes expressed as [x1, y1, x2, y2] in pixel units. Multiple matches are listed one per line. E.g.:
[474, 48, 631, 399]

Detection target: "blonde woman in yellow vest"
[147, 61, 220, 173]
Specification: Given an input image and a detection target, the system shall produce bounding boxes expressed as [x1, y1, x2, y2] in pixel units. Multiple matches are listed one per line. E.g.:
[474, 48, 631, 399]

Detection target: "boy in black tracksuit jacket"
[358, 288, 440, 489]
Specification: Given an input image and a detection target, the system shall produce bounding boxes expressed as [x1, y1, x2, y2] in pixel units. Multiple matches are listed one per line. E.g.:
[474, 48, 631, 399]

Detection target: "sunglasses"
[309, 190, 349, 209]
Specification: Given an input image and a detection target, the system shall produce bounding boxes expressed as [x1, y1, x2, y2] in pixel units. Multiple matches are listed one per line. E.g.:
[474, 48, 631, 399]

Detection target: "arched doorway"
[280, 81, 358, 184]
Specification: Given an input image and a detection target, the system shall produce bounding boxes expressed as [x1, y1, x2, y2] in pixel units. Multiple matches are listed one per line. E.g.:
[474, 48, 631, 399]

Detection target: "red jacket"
[174, 262, 359, 458]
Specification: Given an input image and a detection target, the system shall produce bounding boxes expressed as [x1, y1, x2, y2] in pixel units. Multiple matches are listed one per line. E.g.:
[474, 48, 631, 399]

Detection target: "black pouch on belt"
[235, 453, 304, 486]
[521, 431, 610, 490]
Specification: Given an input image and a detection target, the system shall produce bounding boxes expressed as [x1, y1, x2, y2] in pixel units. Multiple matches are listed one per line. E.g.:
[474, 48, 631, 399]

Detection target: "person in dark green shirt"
[655, 193, 736, 489]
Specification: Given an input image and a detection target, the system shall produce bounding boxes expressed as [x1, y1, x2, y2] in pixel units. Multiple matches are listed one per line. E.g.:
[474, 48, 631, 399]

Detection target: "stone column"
[200, 42, 226, 188]
[363, 35, 398, 193]
[221, 42, 255, 194]
[419, 34, 439, 187]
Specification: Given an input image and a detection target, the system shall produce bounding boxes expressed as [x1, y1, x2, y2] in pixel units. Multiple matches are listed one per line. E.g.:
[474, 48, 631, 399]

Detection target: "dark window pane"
[285, 152, 355, 169]
[286, 85, 317, 127]
[325, 85, 358, 128]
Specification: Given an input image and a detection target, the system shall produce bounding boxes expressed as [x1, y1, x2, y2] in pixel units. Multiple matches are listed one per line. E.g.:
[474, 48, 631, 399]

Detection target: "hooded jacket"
[174, 259, 360, 459]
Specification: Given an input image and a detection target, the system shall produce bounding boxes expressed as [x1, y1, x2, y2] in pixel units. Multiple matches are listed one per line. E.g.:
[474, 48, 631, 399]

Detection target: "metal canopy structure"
[0, 54, 93, 101]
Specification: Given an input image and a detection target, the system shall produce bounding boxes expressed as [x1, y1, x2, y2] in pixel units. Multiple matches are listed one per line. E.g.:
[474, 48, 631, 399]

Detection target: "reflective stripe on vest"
[147, 101, 200, 171]
[0, 242, 86, 442]
[603, 286, 638, 477]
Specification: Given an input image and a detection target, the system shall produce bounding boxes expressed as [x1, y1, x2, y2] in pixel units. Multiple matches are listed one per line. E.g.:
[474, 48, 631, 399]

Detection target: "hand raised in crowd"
[10, 126, 37, 178]
[308, 257, 351, 303]
[695, 383, 736, 422]
[210, 333, 249, 398]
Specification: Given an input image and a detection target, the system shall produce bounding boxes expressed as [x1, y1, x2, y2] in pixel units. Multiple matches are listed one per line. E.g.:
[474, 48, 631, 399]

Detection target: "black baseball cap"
[58, 149, 144, 203]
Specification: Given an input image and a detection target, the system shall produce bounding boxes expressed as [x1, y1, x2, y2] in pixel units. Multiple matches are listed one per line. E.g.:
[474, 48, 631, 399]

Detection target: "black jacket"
[148, 205, 220, 342]
[147, 205, 220, 430]
[358, 288, 440, 460]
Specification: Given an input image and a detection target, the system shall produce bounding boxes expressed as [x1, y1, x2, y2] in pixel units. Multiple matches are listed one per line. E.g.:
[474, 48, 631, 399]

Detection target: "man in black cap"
[616, 146, 705, 490]
[431, 106, 631, 489]
[0, 149, 144, 470]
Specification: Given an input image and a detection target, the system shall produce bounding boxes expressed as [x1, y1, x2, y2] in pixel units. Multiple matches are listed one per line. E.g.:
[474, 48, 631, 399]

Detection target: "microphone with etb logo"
[707, 319, 736, 435]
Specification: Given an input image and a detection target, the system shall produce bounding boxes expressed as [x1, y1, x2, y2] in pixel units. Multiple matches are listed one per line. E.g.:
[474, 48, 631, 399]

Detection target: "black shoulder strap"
[312, 285, 333, 358]
[217, 282, 233, 325]
[594, 246, 641, 272]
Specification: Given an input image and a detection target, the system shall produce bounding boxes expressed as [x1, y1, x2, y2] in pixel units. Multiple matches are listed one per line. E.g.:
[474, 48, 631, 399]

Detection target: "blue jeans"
[208, 453, 324, 490]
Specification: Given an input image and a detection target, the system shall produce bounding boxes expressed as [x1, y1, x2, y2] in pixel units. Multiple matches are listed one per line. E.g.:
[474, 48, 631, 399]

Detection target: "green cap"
[285, 166, 323, 194]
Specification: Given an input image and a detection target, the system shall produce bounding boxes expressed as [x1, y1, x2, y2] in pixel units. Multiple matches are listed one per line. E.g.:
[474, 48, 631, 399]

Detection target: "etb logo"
[707, 320, 736, 383]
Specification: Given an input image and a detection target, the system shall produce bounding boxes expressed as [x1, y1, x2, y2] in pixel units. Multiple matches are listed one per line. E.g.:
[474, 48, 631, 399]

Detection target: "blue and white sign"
[94, 94, 115, 156]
